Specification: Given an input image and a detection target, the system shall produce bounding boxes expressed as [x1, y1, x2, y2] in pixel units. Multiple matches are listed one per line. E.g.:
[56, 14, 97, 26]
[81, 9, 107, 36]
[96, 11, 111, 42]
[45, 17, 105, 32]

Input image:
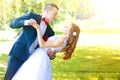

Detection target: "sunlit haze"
[91, 0, 120, 25]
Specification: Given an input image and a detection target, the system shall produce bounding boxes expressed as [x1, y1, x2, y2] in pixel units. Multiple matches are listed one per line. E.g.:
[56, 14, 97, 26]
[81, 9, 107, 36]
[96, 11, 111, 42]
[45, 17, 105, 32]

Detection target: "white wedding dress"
[12, 36, 67, 80]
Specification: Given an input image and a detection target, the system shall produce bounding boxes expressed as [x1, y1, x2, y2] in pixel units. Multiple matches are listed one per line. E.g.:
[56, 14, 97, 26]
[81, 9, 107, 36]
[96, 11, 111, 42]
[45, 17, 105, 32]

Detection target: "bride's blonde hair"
[62, 22, 80, 60]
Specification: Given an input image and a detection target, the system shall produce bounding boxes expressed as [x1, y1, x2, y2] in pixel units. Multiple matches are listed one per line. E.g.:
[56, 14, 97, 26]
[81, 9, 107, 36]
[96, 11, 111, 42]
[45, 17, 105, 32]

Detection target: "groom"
[4, 3, 59, 80]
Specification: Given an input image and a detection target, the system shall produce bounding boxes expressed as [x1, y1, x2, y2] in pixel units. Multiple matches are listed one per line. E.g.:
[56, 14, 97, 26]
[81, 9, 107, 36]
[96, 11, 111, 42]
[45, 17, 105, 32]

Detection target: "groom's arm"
[10, 12, 33, 28]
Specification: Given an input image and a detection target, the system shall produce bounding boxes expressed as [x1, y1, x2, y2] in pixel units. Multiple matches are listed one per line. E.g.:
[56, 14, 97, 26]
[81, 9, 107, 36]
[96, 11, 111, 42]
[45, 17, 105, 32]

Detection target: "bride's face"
[62, 23, 72, 36]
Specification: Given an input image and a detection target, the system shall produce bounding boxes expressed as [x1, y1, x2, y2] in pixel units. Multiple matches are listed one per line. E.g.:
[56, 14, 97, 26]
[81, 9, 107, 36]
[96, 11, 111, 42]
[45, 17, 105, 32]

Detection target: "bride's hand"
[47, 49, 57, 60]
[32, 23, 40, 30]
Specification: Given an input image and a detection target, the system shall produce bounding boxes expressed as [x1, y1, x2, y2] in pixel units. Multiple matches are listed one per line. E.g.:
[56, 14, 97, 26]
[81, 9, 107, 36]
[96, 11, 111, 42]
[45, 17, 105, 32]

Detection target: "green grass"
[51, 46, 120, 80]
[0, 54, 8, 80]
[1, 45, 120, 80]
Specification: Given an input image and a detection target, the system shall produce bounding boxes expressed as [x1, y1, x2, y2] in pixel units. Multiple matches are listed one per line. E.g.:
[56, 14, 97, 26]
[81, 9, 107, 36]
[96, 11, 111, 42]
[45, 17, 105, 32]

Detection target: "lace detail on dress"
[47, 36, 67, 52]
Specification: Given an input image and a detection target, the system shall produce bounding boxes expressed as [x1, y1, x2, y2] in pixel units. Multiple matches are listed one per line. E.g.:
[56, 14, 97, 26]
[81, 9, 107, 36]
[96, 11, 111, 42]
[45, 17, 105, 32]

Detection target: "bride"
[12, 22, 80, 80]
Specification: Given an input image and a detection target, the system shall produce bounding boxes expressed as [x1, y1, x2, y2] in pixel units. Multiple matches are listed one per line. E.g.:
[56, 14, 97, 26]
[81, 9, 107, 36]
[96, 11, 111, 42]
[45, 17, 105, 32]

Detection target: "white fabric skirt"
[12, 47, 52, 80]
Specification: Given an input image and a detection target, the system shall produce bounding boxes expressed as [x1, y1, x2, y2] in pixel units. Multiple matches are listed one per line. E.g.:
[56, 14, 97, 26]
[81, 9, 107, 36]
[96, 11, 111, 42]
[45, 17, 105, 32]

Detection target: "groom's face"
[46, 7, 58, 22]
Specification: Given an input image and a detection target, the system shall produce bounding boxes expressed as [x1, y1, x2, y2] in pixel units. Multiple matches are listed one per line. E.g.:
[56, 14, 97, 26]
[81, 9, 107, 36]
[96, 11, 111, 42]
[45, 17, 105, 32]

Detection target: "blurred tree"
[0, 0, 94, 30]
[0, 0, 3, 29]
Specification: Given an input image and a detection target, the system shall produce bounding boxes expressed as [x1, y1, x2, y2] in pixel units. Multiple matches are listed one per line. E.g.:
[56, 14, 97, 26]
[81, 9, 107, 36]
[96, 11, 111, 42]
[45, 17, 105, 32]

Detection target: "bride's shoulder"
[48, 36, 65, 44]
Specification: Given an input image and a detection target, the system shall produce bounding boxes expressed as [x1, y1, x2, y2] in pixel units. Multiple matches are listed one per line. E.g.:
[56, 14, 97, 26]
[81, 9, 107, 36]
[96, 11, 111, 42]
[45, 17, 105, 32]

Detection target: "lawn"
[0, 45, 120, 80]
[52, 45, 120, 80]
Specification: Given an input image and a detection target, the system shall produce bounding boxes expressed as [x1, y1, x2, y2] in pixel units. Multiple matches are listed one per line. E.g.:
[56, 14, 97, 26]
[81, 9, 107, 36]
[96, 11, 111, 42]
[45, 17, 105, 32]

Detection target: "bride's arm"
[32, 23, 64, 48]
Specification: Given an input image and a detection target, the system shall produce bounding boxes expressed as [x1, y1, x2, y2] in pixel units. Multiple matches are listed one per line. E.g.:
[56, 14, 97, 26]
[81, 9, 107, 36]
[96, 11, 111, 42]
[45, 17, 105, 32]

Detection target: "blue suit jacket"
[9, 12, 54, 61]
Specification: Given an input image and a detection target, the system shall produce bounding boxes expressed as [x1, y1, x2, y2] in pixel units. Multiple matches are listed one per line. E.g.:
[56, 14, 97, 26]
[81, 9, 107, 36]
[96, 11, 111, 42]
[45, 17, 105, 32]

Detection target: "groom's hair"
[44, 3, 59, 11]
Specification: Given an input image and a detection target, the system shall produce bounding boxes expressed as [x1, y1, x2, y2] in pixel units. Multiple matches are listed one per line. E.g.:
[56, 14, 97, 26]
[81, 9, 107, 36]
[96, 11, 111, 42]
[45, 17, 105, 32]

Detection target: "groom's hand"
[47, 49, 56, 60]
[25, 18, 37, 26]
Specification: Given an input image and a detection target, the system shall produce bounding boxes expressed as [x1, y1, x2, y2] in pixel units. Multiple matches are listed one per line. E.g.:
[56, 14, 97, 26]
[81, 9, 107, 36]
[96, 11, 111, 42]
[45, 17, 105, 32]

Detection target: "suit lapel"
[36, 15, 42, 24]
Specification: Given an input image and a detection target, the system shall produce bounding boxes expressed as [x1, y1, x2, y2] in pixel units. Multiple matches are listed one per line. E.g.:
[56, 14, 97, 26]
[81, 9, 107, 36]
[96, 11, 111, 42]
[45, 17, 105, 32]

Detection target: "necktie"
[41, 17, 49, 25]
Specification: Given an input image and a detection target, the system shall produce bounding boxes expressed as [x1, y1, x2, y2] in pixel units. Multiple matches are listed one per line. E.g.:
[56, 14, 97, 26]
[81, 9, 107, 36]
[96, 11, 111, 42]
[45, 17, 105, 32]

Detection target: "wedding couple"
[4, 3, 80, 80]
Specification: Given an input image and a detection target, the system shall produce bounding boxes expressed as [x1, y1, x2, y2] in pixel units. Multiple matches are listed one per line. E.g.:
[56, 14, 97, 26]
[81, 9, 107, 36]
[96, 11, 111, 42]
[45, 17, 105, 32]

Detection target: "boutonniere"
[43, 35, 49, 41]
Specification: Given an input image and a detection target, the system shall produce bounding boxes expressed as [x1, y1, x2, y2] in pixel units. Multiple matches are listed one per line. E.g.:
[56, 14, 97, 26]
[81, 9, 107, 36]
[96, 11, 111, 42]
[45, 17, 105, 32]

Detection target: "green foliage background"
[0, 0, 93, 29]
